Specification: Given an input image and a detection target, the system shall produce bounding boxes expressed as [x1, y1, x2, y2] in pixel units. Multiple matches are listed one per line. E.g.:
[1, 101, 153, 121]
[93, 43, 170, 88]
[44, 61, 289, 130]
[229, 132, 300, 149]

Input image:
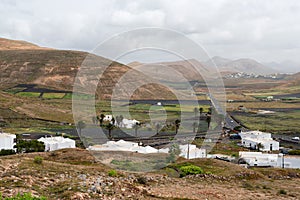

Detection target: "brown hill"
[0, 38, 50, 50]
[0, 39, 175, 100]
[128, 59, 210, 82]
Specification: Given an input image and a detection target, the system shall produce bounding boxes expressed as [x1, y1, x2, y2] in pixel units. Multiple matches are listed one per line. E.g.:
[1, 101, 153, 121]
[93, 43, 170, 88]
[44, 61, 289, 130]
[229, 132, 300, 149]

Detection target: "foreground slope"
[0, 149, 299, 200]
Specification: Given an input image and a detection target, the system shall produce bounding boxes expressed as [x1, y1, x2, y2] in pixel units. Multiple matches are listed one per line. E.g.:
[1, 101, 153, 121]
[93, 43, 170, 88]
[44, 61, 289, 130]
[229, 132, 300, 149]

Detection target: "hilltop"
[0, 38, 175, 100]
[0, 38, 50, 50]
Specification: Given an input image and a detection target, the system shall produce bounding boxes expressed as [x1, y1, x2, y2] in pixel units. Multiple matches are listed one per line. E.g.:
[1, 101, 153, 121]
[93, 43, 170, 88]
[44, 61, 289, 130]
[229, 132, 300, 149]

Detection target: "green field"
[42, 93, 66, 99]
[233, 110, 300, 133]
[16, 92, 41, 97]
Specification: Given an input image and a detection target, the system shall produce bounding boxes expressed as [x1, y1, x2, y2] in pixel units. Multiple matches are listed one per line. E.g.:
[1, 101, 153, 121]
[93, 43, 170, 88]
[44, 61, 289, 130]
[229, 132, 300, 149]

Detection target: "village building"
[239, 151, 278, 167]
[38, 136, 76, 151]
[0, 132, 16, 151]
[240, 131, 279, 151]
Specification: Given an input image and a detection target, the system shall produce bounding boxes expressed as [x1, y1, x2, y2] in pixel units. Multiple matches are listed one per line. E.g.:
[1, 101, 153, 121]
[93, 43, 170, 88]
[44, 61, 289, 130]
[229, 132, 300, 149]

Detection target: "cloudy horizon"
[1, 0, 300, 65]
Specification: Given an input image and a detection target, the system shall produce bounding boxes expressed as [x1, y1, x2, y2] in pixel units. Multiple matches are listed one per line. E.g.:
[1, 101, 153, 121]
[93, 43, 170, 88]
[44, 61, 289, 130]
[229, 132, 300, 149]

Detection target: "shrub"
[0, 192, 46, 200]
[136, 176, 147, 185]
[278, 189, 287, 195]
[108, 169, 117, 177]
[179, 165, 203, 177]
[288, 150, 300, 155]
[0, 149, 16, 156]
[34, 156, 43, 164]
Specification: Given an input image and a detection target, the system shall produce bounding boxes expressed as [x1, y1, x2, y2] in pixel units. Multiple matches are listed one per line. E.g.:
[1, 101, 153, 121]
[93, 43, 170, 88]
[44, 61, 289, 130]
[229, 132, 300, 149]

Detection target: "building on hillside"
[239, 151, 278, 167]
[240, 131, 279, 151]
[38, 136, 76, 151]
[0, 132, 16, 151]
[121, 119, 140, 129]
[103, 115, 113, 121]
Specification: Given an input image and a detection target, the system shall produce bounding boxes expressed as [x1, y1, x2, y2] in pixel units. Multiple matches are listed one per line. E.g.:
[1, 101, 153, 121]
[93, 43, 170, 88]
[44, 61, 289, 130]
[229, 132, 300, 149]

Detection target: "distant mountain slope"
[128, 59, 210, 82]
[204, 56, 232, 67]
[205, 57, 278, 75]
[264, 60, 300, 73]
[0, 38, 49, 50]
[0, 39, 175, 100]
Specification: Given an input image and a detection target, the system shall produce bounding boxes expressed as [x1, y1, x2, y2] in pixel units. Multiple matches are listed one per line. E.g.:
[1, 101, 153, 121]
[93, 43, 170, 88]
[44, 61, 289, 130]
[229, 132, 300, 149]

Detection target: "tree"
[193, 107, 198, 118]
[76, 121, 86, 136]
[175, 119, 181, 134]
[155, 123, 161, 134]
[257, 143, 264, 151]
[206, 115, 211, 129]
[166, 143, 181, 163]
[14, 140, 45, 153]
[98, 114, 105, 126]
[92, 116, 97, 125]
[192, 122, 198, 133]
[199, 107, 203, 116]
[208, 107, 212, 114]
[132, 122, 141, 138]
[106, 123, 115, 140]
[111, 117, 115, 125]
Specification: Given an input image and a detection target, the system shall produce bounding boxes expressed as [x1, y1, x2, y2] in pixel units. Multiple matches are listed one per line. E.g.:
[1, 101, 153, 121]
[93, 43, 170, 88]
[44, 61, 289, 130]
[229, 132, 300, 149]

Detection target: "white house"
[240, 131, 279, 151]
[0, 133, 16, 151]
[239, 151, 278, 167]
[103, 115, 113, 121]
[121, 119, 140, 129]
[38, 136, 76, 151]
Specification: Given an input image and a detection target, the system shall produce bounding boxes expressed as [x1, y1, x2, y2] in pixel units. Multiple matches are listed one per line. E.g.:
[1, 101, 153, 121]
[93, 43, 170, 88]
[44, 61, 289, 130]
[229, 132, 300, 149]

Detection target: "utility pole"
[187, 142, 190, 159]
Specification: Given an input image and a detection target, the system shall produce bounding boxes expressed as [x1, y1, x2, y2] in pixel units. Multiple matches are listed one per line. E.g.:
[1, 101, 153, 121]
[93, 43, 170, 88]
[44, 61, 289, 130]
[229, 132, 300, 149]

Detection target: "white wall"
[0, 133, 16, 151]
[38, 137, 75, 151]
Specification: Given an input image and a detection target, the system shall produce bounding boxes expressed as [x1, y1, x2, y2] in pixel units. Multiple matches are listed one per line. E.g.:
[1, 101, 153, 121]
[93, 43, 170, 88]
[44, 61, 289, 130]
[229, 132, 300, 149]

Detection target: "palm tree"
[192, 122, 198, 133]
[257, 143, 264, 151]
[206, 115, 211, 129]
[99, 114, 105, 126]
[76, 121, 86, 136]
[106, 123, 115, 140]
[199, 107, 203, 117]
[193, 107, 198, 118]
[132, 122, 141, 138]
[175, 119, 181, 134]
[155, 123, 161, 134]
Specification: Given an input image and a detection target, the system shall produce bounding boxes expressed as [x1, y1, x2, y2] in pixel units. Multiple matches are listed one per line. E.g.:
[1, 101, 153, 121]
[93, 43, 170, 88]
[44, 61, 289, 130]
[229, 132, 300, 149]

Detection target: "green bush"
[0, 149, 16, 156]
[136, 176, 147, 185]
[108, 169, 117, 177]
[278, 189, 287, 195]
[288, 150, 300, 155]
[179, 165, 203, 177]
[34, 156, 43, 164]
[0, 192, 46, 200]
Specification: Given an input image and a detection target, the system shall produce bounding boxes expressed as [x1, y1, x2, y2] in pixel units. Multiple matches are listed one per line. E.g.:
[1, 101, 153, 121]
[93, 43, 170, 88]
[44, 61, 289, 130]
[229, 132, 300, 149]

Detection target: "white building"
[88, 140, 206, 159]
[121, 119, 140, 129]
[0, 133, 16, 151]
[239, 151, 278, 167]
[103, 115, 113, 121]
[38, 136, 76, 151]
[240, 131, 279, 151]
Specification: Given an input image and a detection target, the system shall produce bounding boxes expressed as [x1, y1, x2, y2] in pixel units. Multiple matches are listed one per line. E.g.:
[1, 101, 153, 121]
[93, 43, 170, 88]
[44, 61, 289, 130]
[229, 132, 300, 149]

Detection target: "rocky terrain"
[0, 148, 300, 200]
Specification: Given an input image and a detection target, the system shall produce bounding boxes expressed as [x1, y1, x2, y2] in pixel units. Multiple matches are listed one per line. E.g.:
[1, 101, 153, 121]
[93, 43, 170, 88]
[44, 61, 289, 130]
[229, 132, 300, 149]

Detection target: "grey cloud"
[0, 0, 300, 63]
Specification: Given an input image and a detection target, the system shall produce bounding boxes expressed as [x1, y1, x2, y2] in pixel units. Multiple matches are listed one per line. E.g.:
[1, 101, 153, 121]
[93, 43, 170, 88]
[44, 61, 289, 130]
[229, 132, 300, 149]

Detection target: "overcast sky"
[1, 0, 300, 64]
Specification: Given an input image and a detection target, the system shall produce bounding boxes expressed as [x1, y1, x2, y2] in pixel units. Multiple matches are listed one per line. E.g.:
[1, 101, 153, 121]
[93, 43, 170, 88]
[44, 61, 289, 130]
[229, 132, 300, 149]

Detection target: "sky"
[1, 0, 300, 64]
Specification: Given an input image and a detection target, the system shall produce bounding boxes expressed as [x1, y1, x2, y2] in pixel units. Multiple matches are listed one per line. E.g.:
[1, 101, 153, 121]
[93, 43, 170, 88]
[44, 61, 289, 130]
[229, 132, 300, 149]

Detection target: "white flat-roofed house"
[0, 133, 16, 151]
[38, 136, 76, 151]
[240, 131, 279, 151]
[239, 151, 278, 167]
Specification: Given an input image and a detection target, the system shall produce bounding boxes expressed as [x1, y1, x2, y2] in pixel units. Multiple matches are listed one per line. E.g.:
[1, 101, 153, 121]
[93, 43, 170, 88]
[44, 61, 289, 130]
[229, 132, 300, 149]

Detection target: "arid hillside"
[0, 38, 175, 100]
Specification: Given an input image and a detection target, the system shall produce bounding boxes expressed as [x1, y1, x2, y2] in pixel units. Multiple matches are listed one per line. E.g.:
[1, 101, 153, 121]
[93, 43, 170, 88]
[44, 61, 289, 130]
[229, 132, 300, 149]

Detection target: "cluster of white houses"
[0, 132, 75, 152]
